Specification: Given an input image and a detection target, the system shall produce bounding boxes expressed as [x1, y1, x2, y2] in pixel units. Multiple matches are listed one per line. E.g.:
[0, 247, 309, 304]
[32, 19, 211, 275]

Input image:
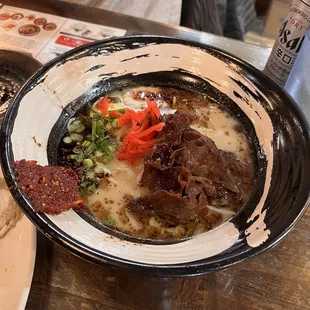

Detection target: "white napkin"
[0, 169, 22, 238]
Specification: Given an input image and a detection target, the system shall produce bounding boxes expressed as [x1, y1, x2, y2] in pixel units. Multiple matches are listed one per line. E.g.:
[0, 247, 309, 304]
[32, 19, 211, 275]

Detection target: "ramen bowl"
[1, 36, 310, 276]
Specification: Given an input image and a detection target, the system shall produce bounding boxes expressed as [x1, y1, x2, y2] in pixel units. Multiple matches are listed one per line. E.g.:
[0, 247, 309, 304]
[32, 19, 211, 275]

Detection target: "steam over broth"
[59, 87, 254, 240]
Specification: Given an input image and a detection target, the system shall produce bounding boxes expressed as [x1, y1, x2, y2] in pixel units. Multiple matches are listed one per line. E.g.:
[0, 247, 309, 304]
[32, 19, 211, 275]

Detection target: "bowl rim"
[1, 35, 310, 277]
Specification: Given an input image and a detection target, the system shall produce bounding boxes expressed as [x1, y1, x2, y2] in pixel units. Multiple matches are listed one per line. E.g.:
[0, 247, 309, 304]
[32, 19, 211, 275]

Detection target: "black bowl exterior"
[1, 36, 310, 277]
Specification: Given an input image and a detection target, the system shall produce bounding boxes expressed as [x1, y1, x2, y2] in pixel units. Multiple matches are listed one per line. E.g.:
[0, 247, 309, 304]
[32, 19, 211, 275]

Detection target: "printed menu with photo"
[0, 5, 66, 56]
[0, 5, 127, 64]
[37, 18, 126, 63]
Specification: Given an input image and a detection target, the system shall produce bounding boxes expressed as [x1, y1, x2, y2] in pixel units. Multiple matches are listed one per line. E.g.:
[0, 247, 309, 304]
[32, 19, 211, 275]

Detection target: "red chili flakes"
[14, 160, 84, 215]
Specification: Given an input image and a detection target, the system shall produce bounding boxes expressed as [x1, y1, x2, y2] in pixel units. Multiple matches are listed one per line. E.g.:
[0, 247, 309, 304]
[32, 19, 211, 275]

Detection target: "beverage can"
[264, 0, 310, 86]
[285, 27, 310, 120]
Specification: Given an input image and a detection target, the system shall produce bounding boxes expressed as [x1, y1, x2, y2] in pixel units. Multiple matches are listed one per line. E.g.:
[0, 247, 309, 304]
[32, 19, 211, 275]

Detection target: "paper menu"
[60, 19, 126, 41]
[0, 5, 66, 56]
[0, 5, 127, 64]
[36, 18, 126, 63]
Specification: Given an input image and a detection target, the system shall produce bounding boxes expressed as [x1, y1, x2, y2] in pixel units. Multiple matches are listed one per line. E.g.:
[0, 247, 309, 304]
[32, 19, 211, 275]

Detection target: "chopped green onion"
[186, 223, 196, 237]
[82, 140, 91, 148]
[94, 166, 105, 174]
[86, 185, 97, 193]
[84, 144, 96, 157]
[86, 171, 95, 179]
[95, 150, 104, 157]
[63, 107, 120, 195]
[102, 155, 112, 164]
[149, 217, 161, 228]
[68, 119, 85, 133]
[71, 153, 85, 163]
[79, 178, 98, 194]
[73, 146, 83, 154]
[92, 119, 97, 142]
[102, 216, 116, 227]
[70, 133, 83, 142]
[166, 227, 178, 235]
[63, 136, 72, 144]
[111, 119, 119, 128]
[70, 154, 78, 160]
[83, 158, 94, 168]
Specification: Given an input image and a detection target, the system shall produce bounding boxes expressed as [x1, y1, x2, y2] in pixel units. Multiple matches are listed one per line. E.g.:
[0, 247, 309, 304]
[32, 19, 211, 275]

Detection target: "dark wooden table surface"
[2, 1, 309, 309]
[27, 210, 310, 310]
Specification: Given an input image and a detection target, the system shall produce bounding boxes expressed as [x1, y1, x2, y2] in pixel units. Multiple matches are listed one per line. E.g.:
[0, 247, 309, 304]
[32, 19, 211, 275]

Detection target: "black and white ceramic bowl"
[1, 36, 310, 276]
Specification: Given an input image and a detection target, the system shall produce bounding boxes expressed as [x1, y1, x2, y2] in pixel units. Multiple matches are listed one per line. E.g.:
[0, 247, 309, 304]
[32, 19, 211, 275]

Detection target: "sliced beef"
[185, 176, 217, 197]
[127, 190, 206, 225]
[144, 109, 195, 169]
[127, 109, 254, 226]
[141, 165, 190, 193]
[171, 132, 238, 193]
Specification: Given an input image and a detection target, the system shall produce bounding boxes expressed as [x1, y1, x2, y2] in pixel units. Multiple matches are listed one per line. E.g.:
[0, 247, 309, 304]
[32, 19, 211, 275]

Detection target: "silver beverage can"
[264, 0, 310, 86]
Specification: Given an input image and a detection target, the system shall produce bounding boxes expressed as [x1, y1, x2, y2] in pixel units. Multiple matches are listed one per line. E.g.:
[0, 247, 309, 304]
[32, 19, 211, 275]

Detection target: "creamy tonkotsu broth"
[59, 86, 255, 240]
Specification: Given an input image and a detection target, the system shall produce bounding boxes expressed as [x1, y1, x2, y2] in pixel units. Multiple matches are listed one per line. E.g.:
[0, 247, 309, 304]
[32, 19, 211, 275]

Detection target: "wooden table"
[2, 1, 309, 309]
[27, 212, 310, 310]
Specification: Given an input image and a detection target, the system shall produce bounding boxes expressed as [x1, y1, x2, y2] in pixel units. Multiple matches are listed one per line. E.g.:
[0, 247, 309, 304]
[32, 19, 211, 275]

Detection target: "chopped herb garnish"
[61, 100, 120, 194]
[102, 216, 117, 228]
